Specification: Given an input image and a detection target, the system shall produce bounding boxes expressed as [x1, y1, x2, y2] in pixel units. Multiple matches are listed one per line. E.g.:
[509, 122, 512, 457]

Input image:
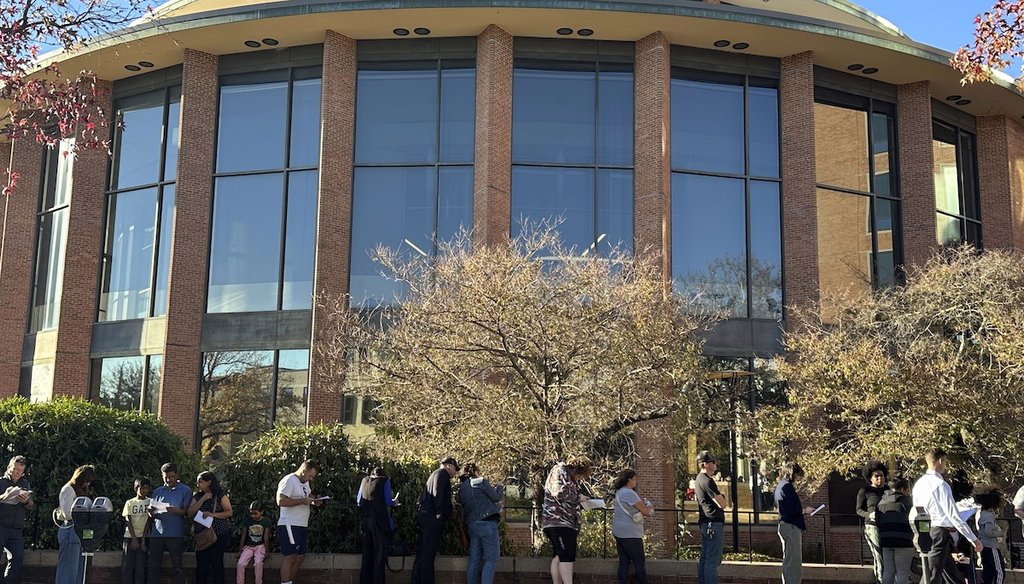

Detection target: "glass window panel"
[30, 208, 68, 331]
[750, 181, 782, 320]
[440, 68, 476, 164]
[355, 69, 438, 164]
[814, 103, 870, 191]
[937, 213, 962, 245]
[152, 185, 175, 317]
[99, 188, 158, 322]
[966, 221, 981, 247]
[350, 167, 436, 306]
[282, 171, 318, 310]
[437, 166, 474, 245]
[671, 174, 747, 317]
[164, 92, 181, 181]
[289, 78, 322, 168]
[361, 397, 377, 424]
[871, 112, 893, 196]
[342, 394, 358, 424]
[217, 82, 288, 172]
[199, 350, 274, 463]
[597, 169, 633, 255]
[114, 96, 164, 189]
[933, 138, 960, 215]
[874, 199, 898, 287]
[208, 174, 285, 313]
[597, 71, 634, 167]
[959, 133, 979, 220]
[41, 139, 74, 211]
[671, 79, 744, 174]
[513, 68, 596, 165]
[748, 86, 780, 178]
[511, 166, 596, 254]
[816, 188, 872, 317]
[146, 355, 162, 415]
[276, 349, 309, 426]
[96, 356, 146, 411]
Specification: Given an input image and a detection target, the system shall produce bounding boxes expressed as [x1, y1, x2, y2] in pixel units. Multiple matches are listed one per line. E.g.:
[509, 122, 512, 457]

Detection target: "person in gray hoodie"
[456, 463, 504, 584]
[973, 488, 1004, 584]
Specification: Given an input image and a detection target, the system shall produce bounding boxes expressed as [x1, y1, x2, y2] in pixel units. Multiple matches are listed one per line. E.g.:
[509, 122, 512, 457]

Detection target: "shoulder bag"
[194, 497, 219, 551]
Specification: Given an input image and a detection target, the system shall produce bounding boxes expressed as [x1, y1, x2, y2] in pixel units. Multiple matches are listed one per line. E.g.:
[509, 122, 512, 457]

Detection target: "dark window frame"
[89, 353, 163, 413]
[932, 120, 982, 248]
[27, 139, 74, 332]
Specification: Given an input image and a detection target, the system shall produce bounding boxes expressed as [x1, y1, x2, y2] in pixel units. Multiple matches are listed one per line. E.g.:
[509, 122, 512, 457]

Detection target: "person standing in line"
[876, 478, 914, 584]
[236, 501, 273, 584]
[610, 469, 652, 584]
[277, 460, 324, 584]
[910, 448, 982, 584]
[357, 467, 397, 584]
[412, 457, 459, 584]
[121, 477, 152, 584]
[0, 455, 34, 584]
[148, 463, 192, 584]
[457, 463, 504, 584]
[775, 462, 816, 584]
[542, 458, 591, 584]
[973, 488, 1005, 584]
[857, 461, 889, 584]
[56, 465, 97, 584]
[694, 451, 727, 584]
[188, 471, 234, 584]
[1012, 484, 1024, 539]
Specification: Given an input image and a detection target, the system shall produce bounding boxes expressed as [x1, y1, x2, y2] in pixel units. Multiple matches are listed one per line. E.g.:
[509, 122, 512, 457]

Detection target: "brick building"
[3, 0, 1024, 561]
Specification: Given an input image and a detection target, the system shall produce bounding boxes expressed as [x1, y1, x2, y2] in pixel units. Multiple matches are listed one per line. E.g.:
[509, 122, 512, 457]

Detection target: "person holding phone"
[775, 463, 817, 584]
[694, 451, 726, 584]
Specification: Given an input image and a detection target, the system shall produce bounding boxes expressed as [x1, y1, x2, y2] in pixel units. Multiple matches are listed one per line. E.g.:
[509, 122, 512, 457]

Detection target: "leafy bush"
[0, 397, 197, 550]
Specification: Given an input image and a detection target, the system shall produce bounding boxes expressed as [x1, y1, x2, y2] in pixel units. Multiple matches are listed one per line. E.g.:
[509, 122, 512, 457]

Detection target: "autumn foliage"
[953, 0, 1024, 89]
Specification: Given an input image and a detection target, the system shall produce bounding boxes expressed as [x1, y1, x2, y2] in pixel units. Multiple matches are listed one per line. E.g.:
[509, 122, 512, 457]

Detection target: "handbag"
[194, 497, 220, 551]
[617, 496, 644, 524]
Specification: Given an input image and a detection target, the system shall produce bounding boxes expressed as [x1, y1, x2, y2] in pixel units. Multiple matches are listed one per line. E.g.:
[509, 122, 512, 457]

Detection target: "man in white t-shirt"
[276, 460, 323, 584]
[1013, 485, 1024, 538]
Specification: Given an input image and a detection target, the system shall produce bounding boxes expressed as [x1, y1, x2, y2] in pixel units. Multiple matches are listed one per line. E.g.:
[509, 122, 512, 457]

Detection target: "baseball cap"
[441, 457, 460, 471]
[695, 450, 717, 464]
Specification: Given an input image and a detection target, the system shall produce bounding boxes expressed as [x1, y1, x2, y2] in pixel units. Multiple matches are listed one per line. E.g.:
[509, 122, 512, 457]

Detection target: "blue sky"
[854, 0, 996, 53]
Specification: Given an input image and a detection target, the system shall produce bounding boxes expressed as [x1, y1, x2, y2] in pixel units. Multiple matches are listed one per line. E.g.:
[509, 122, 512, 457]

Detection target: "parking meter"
[912, 506, 932, 553]
[71, 496, 114, 584]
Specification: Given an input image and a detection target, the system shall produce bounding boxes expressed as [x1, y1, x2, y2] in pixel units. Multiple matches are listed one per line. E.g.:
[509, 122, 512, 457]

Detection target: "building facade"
[3, 0, 1024, 556]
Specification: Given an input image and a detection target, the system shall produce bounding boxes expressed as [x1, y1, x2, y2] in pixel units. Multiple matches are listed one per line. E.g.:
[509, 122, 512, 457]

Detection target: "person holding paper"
[148, 463, 192, 584]
[357, 467, 398, 584]
[611, 469, 652, 584]
[277, 460, 323, 584]
[542, 458, 591, 584]
[694, 451, 726, 584]
[910, 448, 982, 584]
[413, 457, 459, 584]
[457, 463, 505, 584]
[775, 462, 816, 584]
[188, 471, 234, 584]
[0, 455, 34, 584]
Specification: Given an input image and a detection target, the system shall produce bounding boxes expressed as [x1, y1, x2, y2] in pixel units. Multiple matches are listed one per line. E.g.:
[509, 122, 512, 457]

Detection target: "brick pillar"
[307, 31, 355, 424]
[160, 50, 218, 448]
[897, 81, 936, 268]
[780, 52, 818, 320]
[50, 81, 113, 398]
[976, 115, 1024, 250]
[632, 31, 675, 558]
[472, 25, 513, 248]
[0, 140, 45, 396]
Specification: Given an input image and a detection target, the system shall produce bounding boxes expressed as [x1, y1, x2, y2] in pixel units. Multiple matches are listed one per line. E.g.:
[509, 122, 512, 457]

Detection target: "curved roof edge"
[822, 0, 907, 38]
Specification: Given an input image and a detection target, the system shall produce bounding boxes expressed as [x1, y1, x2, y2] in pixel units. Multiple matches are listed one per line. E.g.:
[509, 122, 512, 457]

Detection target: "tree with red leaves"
[952, 0, 1024, 89]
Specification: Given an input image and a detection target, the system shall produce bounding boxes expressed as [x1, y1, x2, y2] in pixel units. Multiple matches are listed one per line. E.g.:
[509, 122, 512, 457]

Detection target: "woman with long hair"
[56, 465, 97, 584]
[611, 469, 652, 584]
[457, 463, 505, 584]
[187, 470, 234, 584]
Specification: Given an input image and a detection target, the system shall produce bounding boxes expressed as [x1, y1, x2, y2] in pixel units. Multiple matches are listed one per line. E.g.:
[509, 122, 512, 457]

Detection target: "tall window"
[350, 60, 475, 306]
[29, 139, 75, 332]
[814, 92, 900, 305]
[671, 71, 781, 319]
[90, 355, 163, 413]
[933, 121, 981, 246]
[198, 349, 309, 462]
[511, 60, 633, 256]
[208, 69, 321, 313]
[99, 87, 181, 321]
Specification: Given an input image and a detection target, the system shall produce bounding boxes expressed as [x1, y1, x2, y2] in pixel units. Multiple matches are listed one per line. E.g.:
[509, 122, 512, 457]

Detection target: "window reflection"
[932, 121, 981, 247]
[672, 79, 744, 175]
[91, 354, 163, 413]
[30, 140, 74, 332]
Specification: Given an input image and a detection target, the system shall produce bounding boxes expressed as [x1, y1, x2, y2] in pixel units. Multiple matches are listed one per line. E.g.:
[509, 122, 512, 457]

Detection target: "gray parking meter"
[71, 496, 114, 584]
[912, 506, 932, 553]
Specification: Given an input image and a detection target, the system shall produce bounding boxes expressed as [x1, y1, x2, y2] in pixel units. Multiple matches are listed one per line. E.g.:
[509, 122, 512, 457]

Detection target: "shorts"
[543, 527, 578, 562]
[277, 524, 309, 556]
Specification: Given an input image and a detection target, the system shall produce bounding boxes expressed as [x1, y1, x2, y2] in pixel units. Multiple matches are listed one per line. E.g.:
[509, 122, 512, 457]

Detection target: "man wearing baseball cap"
[694, 451, 727, 584]
[412, 457, 460, 584]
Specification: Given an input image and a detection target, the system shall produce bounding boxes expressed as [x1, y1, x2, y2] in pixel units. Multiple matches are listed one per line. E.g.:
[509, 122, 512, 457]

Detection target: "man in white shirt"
[277, 460, 324, 584]
[1013, 485, 1024, 538]
[911, 449, 981, 584]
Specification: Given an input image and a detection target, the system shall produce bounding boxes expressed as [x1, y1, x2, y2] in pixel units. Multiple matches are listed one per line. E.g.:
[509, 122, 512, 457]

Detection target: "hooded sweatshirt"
[875, 490, 913, 548]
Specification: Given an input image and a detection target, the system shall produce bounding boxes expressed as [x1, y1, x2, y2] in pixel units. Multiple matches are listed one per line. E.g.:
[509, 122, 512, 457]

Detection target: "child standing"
[121, 478, 152, 584]
[237, 500, 273, 584]
[974, 488, 1005, 584]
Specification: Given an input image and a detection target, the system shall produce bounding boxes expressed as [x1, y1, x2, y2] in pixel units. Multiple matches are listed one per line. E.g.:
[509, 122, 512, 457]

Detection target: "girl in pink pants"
[237, 501, 272, 584]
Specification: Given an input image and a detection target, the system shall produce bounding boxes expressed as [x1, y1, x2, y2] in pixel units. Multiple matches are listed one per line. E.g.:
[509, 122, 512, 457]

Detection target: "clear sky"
[853, 0, 996, 53]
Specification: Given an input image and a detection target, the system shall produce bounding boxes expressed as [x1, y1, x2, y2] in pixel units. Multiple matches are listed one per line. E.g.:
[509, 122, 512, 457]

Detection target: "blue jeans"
[697, 521, 724, 584]
[57, 525, 84, 584]
[466, 521, 500, 584]
[0, 525, 24, 584]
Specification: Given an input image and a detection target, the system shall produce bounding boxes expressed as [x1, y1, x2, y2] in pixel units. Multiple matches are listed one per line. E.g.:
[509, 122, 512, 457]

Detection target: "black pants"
[195, 535, 226, 584]
[148, 537, 185, 584]
[979, 547, 1004, 584]
[360, 516, 390, 584]
[412, 514, 445, 584]
[121, 538, 147, 584]
[921, 528, 963, 584]
[615, 537, 648, 584]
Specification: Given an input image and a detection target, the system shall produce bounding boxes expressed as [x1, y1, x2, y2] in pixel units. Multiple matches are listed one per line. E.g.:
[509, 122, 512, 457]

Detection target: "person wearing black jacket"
[857, 462, 889, 584]
[358, 468, 397, 584]
[774, 463, 815, 584]
[876, 478, 914, 584]
[412, 457, 459, 584]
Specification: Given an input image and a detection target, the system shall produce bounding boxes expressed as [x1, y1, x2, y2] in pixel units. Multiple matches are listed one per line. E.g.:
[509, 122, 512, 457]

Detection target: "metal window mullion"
[866, 101, 881, 287]
[433, 60, 443, 257]
[593, 63, 601, 251]
[742, 76, 753, 318]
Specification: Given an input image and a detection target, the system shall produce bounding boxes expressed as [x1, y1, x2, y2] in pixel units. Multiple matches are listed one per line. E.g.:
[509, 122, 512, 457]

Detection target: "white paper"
[581, 498, 606, 511]
[955, 497, 978, 522]
[149, 500, 170, 514]
[1, 488, 30, 505]
[193, 511, 213, 527]
[315, 496, 331, 502]
[810, 503, 826, 516]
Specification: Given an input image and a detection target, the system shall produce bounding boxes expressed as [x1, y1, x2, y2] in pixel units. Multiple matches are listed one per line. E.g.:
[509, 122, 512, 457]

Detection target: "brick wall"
[779, 52, 818, 320]
[472, 25, 513, 249]
[896, 82, 936, 268]
[0, 139, 44, 396]
[50, 80, 113, 398]
[307, 31, 356, 424]
[976, 115, 1021, 251]
[159, 49, 218, 448]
